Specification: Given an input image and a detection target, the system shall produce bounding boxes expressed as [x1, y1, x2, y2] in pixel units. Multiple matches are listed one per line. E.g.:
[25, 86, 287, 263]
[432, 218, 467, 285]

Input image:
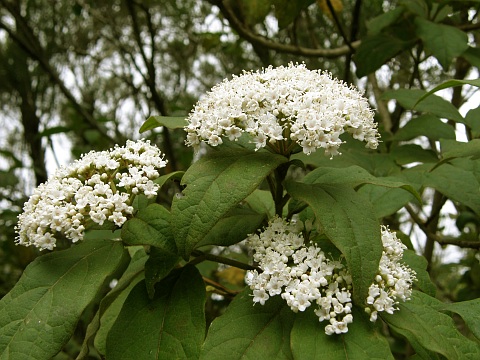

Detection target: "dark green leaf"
[0, 240, 127, 360]
[106, 265, 206, 360]
[240, 0, 272, 25]
[145, 246, 179, 299]
[415, 18, 469, 68]
[440, 139, 480, 160]
[290, 307, 394, 360]
[382, 291, 480, 359]
[244, 189, 276, 219]
[272, 0, 315, 28]
[357, 185, 416, 218]
[285, 182, 382, 304]
[382, 89, 464, 123]
[390, 144, 439, 165]
[393, 114, 456, 141]
[464, 107, 480, 138]
[200, 288, 294, 360]
[121, 203, 177, 254]
[154, 171, 184, 188]
[139, 116, 187, 133]
[37, 126, 71, 138]
[171, 148, 287, 259]
[355, 34, 415, 77]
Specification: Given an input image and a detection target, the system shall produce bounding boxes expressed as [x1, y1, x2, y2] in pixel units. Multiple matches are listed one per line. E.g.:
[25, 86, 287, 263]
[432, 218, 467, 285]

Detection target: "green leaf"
[240, 0, 272, 25]
[285, 182, 382, 304]
[367, 6, 405, 35]
[382, 291, 480, 360]
[272, 0, 315, 28]
[402, 250, 436, 297]
[440, 139, 480, 160]
[144, 246, 179, 299]
[37, 125, 71, 138]
[464, 107, 480, 138]
[200, 288, 294, 360]
[106, 265, 206, 360]
[414, 17, 469, 68]
[355, 34, 415, 77]
[382, 89, 464, 123]
[171, 148, 287, 259]
[290, 307, 394, 360]
[302, 165, 422, 204]
[390, 144, 439, 165]
[415, 79, 480, 106]
[433, 298, 480, 341]
[121, 203, 177, 254]
[393, 114, 456, 141]
[244, 189, 276, 219]
[424, 163, 480, 215]
[357, 185, 416, 218]
[139, 115, 187, 133]
[0, 240, 127, 360]
[154, 171, 184, 188]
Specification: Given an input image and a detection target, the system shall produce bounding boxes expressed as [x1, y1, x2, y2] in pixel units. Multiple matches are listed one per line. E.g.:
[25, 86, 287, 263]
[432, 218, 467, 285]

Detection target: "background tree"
[0, 0, 479, 358]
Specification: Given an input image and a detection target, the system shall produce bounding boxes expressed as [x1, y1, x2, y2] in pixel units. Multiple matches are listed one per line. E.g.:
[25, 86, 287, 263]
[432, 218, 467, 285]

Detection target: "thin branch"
[406, 205, 480, 249]
[191, 250, 260, 271]
[368, 73, 392, 133]
[208, 0, 360, 58]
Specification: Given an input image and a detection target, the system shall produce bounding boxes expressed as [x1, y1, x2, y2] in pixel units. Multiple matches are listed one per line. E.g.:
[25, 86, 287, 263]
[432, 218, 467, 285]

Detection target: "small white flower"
[16, 140, 167, 250]
[186, 63, 379, 156]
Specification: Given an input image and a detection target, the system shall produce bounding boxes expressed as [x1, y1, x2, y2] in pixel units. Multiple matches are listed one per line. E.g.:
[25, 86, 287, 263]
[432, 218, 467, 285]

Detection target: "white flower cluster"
[185, 63, 379, 156]
[365, 226, 416, 322]
[245, 217, 354, 335]
[16, 140, 167, 251]
[245, 218, 415, 335]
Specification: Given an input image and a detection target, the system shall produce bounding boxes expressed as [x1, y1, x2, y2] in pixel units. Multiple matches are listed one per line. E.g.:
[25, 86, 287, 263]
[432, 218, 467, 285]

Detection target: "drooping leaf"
[200, 288, 294, 360]
[414, 17, 469, 69]
[0, 240, 128, 360]
[121, 203, 177, 254]
[139, 115, 187, 133]
[171, 148, 287, 259]
[106, 265, 206, 360]
[424, 163, 480, 215]
[393, 114, 456, 141]
[433, 298, 480, 341]
[290, 307, 394, 360]
[355, 34, 415, 77]
[285, 182, 382, 304]
[382, 89, 464, 123]
[440, 139, 480, 160]
[415, 79, 480, 106]
[382, 291, 480, 360]
[302, 165, 422, 204]
[402, 250, 436, 297]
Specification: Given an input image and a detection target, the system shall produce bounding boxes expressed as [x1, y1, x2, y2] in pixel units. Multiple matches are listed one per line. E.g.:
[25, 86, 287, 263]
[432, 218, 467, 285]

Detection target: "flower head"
[185, 63, 379, 156]
[16, 140, 167, 250]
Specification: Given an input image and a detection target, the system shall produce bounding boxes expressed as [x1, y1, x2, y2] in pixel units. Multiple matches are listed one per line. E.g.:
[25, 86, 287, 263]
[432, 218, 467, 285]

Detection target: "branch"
[368, 73, 392, 133]
[208, 0, 360, 58]
[406, 205, 480, 249]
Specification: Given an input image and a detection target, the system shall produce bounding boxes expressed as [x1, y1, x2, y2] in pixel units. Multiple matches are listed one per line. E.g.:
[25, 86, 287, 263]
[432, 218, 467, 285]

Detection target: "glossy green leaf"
[290, 307, 393, 360]
[285, 182, 382, 304]
[382, 89, 464, 123]
[106, 265, 206, 360]
[433, 298, 480, 341]
[382, 291, 480, 360]
[121, 203, 177, 254]
[415, 79, 480, 106]
[200, 288, 294, 360]
[393, 114, 456, 141]
[414, 18, 469, 68]
[0, 240, 127, 360]
[139, 115, 187, 133]
[172, 148, 287, 258]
